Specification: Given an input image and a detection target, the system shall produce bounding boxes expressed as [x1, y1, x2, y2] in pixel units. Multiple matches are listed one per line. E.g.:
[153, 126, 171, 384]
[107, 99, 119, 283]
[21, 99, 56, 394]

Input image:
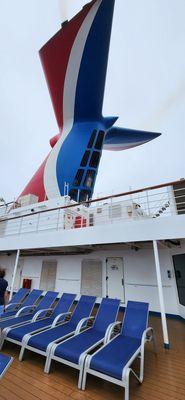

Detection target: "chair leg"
[0, 336, 5, 350]
[44, 342, 58, 374]
[78, 353, 87, 390]
[124, 368, 131, 400]
[44, 355, 52, 374]
[19, 345, 25, 361]
[81, 369, 87, 391]
[78, 367, 83, 389]
[0, 329, 8, 350]
[139, 347, 144, 382]
[125, 383, 129, 400]
[81, 355, 91, 390]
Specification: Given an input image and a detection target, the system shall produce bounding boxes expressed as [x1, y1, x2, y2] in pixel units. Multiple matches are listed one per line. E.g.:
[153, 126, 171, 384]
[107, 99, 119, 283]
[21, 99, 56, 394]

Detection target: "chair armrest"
[51, 312, 72, 327]
[104, 321, 122, 343]
[5, 302, 20, 310]
[31, 308, 53, 322]
[16, 305, 36, 316]
[75, 316, 95, 334]
[141, 327, 154, 349]
[142, 327, 153, 341]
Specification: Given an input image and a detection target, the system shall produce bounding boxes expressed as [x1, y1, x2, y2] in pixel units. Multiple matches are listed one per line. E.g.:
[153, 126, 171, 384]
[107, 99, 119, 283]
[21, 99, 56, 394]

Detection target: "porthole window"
[84, 170, 96, 188]
[89, 151, 100, 168]
[95, 131, 105, 150]
[80, 150, 90, 167]
[87, 130, 97, 148]
[73, 169, 84, 186]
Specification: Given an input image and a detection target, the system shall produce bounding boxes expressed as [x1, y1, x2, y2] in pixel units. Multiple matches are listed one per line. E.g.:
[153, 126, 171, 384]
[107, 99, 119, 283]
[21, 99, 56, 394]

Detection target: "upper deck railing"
[0, 179, 184, 237]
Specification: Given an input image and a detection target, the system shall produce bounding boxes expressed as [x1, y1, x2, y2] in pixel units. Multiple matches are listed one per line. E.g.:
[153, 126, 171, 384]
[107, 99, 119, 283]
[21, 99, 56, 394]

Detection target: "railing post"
[153, 240, 170, 349]
[9, 249, 20, 300]
[0, 179, 184, 237]
[56, 209, 61, 230]
[167, 185, 177, 215]
[110, 197, 113, 223]
[146, 190, 151, 216]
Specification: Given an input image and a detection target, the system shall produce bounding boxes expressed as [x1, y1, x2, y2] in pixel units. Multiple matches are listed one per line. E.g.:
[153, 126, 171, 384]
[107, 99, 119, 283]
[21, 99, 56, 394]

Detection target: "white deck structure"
[0, 179, 185, 348]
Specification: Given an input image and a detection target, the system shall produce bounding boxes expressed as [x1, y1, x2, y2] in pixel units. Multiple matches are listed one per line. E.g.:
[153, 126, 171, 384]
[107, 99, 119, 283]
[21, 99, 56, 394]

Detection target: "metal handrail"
[0, 178, 184, 224]
[0, 201, 19, 209]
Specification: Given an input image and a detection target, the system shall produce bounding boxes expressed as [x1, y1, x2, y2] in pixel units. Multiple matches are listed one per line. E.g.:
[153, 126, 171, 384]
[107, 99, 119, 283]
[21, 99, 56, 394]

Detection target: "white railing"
[0, 180, 184, 238]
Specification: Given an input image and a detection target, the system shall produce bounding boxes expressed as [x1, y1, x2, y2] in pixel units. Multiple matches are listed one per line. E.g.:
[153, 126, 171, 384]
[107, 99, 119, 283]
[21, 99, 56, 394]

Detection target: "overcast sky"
[0, 0, 185, 202]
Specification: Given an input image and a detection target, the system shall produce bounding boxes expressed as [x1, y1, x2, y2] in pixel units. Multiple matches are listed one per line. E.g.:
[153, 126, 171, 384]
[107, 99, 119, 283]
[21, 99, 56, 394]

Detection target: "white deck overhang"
[0, 214, 184, 252]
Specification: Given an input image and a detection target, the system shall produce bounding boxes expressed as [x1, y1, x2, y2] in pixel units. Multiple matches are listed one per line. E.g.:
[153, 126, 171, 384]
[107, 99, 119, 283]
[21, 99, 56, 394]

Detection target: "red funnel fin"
[39, 1, 96, 129]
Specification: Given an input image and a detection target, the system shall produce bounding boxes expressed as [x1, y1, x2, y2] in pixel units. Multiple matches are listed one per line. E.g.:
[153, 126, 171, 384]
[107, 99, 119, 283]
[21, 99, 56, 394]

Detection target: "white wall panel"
[0, 246, 180, 315]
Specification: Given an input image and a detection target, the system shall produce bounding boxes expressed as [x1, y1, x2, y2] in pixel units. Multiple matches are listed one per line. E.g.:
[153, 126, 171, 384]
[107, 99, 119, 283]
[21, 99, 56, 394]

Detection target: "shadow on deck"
[1, 316, 185, 400]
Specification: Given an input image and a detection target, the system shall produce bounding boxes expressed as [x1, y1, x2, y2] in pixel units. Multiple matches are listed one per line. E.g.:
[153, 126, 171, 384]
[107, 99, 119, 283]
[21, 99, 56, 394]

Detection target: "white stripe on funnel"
[44, 0, 102, 199]
[103, 140, 149, 151]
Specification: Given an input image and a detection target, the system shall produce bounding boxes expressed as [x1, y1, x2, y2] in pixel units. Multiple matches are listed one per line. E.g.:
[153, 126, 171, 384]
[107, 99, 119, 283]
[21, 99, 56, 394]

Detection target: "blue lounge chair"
[18, 295, 96, 364]
[0, 288, 29, 317]
[4, 288, 29, 312]
[10, 288, 29, 302]
[0, 291, 58, 333]
[82, 301, 156, 400]
[1, 293, 76, 350]
[45, 297, 120, 387]
[0, 353, 13, 380]
[0, 289, 42, 320]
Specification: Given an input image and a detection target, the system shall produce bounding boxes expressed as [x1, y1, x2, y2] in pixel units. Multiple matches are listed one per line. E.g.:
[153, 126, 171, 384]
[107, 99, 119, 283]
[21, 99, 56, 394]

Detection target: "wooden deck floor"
[0, 316, 185, 400]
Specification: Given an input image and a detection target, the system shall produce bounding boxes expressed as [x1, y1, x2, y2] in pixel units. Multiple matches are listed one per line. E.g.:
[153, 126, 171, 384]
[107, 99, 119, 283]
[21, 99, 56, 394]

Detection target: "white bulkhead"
[0, 243, 183, 317]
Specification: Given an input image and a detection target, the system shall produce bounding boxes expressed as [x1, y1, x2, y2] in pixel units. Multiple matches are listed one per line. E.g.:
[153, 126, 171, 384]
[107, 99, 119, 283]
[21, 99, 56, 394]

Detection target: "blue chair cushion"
[0, 354, 12, 377]
[34, 291, 58, 314]
[0, 291, 58, 329]
[0, 314, 36, 329]
[15, 289, 42, 308]
[28, 323, 76, 352]
[122, 301, 149, 340]
[69, 295, 96, 326]
[0, 310, 18, 319]
[0, 289, 43, 320]
[54, 328, 103, 364]
[51, 293, 76, 319]
[93, 298, 120, 333]
[6, 293, 76, 342]
[0, 289, 29, 317]
[90, 335, 141, 380]
[7, 318, 55, 341]
[10, 288, 29, 303]
[27, 295, 96, 352]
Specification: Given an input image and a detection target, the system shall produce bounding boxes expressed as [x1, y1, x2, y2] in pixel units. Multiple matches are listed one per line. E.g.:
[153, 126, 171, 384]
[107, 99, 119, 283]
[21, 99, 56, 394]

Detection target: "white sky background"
[0, 0, 185, 202]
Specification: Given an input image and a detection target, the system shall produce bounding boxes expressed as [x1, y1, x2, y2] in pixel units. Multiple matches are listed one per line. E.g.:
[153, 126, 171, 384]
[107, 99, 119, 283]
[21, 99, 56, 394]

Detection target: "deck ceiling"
[0, 239, 182, 257]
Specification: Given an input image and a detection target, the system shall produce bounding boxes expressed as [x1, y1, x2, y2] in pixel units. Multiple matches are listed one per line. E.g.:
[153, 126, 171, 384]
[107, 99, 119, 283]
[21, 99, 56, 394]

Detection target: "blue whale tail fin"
[104, 127, 161, 151]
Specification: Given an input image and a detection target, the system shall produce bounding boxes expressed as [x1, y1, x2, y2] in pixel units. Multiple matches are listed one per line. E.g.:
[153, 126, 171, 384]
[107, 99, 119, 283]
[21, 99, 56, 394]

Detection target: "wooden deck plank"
[8, 365, 73, 398]
[6, 371, 71, 400]
[10, 359, 74, 393]
[0, 316, 184, 400]
[0, 384, 22, 400]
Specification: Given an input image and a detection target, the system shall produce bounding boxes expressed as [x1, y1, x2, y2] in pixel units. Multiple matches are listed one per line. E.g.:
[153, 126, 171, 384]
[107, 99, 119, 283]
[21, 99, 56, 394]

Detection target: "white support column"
[9, 249, 20, 300]
[153, 240, 170, 349]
